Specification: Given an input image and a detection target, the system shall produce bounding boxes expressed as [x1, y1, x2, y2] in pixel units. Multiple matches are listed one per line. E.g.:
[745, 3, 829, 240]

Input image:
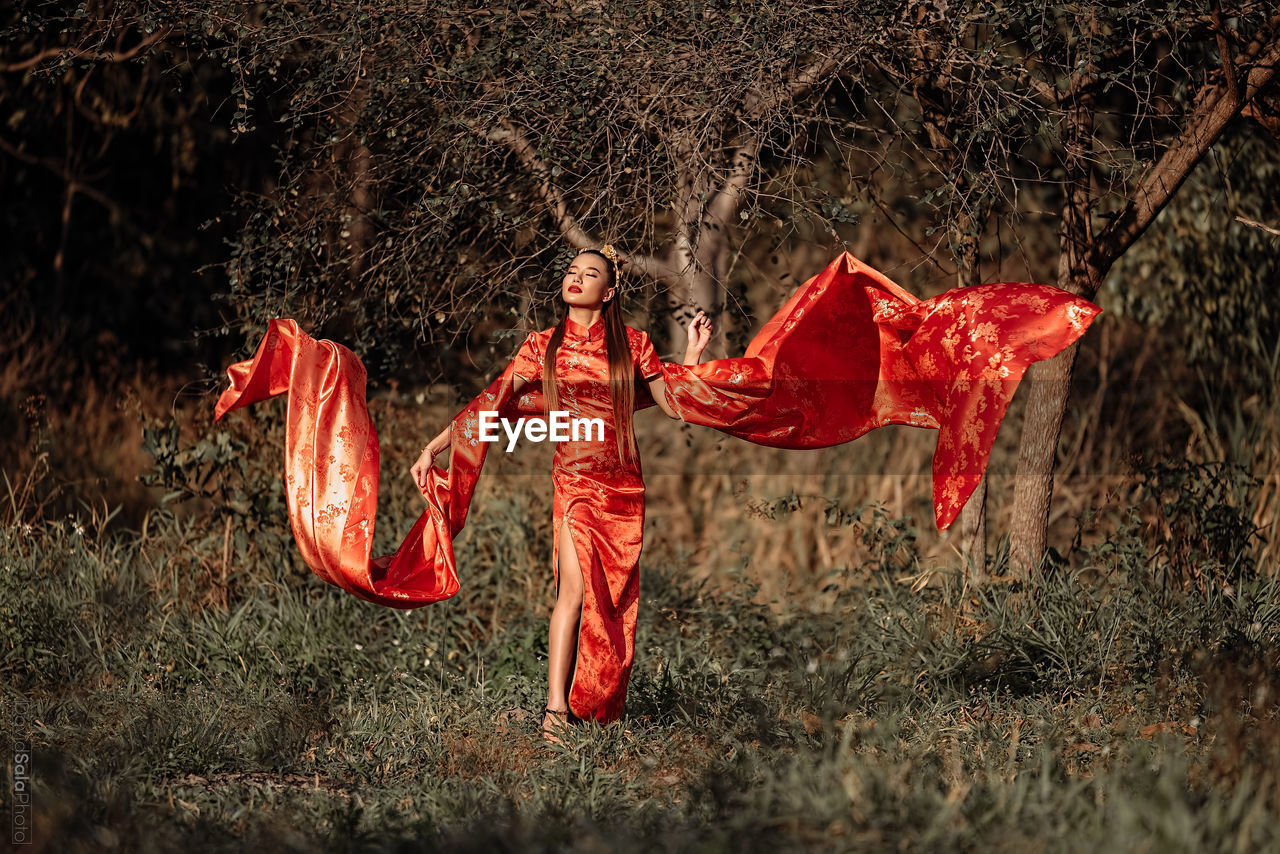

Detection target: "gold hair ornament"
[579, 244, 621, 267]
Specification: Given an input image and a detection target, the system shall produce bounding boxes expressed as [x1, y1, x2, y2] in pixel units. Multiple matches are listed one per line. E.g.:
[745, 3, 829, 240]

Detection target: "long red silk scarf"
[215, 252, 1100, 607]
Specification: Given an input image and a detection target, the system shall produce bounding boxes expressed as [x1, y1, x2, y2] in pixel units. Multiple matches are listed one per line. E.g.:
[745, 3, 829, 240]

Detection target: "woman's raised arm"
[643, 310, 712, 421]
[411, 359, 534, 489]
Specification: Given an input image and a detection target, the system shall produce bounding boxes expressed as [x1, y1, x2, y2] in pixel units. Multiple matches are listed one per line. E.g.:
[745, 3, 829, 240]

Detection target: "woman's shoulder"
[521, 327, 555, 343]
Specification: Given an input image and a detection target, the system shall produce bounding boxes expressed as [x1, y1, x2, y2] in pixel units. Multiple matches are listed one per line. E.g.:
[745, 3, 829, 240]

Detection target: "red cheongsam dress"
[508, 316, 663, 722]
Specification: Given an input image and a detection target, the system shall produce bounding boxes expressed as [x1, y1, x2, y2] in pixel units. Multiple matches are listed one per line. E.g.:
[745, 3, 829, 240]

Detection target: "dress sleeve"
[511, 331, 544, 381]
[632, 330, 662, 381]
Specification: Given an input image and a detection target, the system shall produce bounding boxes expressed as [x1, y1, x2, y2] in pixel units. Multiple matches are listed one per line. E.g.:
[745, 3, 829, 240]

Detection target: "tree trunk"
[1009, 24, 1280, 572]
[1010, 85, 1098, 573]
[664, 144, 738, 356]
[1009, 336, 1085, 571]
[664, 236, 721, 356]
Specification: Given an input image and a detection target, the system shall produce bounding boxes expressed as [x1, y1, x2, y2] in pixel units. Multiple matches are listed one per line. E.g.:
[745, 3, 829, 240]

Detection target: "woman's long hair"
[540, 250, 640, 468]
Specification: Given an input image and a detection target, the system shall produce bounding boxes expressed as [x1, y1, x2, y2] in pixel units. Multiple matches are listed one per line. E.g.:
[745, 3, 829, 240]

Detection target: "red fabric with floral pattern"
[649, 252, 1101, 528]
[214, 251, 1100, 722]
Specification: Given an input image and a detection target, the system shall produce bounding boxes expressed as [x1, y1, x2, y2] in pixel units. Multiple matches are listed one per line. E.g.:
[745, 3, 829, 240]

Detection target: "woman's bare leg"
[544, 516, 584, 742]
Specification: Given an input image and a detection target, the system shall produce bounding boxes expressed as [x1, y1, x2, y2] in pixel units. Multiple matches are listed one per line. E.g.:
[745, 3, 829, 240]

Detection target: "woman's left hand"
[687, 310, 712, 352]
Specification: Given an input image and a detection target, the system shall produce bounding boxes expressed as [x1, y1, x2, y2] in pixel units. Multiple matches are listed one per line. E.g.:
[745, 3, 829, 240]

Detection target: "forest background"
[2, 1, 1279, 850]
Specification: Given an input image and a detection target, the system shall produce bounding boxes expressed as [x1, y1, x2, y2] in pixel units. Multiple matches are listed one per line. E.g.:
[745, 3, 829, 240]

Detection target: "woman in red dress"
[411, 246, 711, 742]
[214, 248, 1101, 743]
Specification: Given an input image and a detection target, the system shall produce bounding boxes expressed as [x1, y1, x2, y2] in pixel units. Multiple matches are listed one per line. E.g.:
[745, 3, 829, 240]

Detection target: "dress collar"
[565, 315, 605, 342]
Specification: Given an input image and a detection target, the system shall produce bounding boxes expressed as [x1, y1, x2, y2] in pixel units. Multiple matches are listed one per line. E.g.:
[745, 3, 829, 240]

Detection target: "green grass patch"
[3, 478, 1278, 851]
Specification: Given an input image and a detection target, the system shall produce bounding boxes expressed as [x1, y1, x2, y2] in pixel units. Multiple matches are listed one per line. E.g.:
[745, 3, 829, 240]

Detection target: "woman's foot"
[541, 707, 570, 744]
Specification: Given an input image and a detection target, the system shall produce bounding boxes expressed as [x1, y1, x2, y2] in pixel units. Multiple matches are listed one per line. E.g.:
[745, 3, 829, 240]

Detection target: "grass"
[3, 471, 1278, 851]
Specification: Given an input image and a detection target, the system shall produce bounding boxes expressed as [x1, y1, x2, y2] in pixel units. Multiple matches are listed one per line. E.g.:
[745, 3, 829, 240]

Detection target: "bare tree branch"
[486, 119, 597, 250]
[1235, 214, 1280, 236]
[486, 119, 685, 288]
[1091, 14, 1280, 277]
[1, 26, 176, 73]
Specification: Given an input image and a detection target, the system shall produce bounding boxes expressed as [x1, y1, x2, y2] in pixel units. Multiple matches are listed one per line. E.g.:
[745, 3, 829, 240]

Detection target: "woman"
[410, 246, 711, 742]
[214, 247, 1100, 741]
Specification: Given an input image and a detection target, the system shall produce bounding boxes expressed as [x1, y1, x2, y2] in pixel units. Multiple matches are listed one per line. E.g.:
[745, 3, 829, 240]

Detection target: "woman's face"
[561, 253, 614, 307]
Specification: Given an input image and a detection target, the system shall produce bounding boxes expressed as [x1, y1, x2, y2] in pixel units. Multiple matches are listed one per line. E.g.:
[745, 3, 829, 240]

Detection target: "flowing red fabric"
[215, 251, 1100, 718]
[649, 252, 1102, 526]
[214, 317, 546, 608]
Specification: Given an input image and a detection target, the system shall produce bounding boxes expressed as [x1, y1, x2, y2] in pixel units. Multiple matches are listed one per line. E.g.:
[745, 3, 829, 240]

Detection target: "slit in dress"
[558, 499, 590, 715]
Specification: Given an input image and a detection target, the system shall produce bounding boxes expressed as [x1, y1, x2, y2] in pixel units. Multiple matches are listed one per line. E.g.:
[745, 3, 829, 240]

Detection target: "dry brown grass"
[1, 322, 175, 530]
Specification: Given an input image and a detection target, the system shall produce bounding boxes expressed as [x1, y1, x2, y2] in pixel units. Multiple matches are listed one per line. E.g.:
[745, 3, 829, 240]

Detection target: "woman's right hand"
[410, 443, 443, 492]
[412, 448, 437, 494]
[411, 423, 453, 492]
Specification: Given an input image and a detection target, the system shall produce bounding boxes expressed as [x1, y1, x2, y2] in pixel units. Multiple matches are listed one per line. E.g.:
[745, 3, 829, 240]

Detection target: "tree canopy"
[5, 0, 1279, 569]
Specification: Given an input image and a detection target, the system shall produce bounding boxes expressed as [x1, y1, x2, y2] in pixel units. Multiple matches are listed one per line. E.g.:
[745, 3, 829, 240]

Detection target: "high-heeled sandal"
[541, 707, 570, 739]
